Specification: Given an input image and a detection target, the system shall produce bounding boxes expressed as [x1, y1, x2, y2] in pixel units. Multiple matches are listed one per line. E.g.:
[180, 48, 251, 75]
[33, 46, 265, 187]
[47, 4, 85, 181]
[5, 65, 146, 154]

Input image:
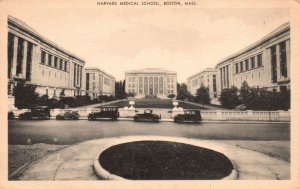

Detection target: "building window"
[48, 54, 52, 66]
[245, 59, 249, 71]
[41, 51, 46, 65]
[251, 57, 255, 69]
[279, 41, 287, 77]
[16, 38, 24, 75]
[235, 63, 238, 74]
[59, 59, 63, 70]
[26, 42, 33, 81]
[213, 75, 217, 92]
[54, 57, 58, 68]
[271, 46, 277, 83]
[8, 33, 14, 78]
[240, 62, 243, 72]
[257, 54, 262, 67]
[64, 61, 68, 71]
[128, 77, 131, 82]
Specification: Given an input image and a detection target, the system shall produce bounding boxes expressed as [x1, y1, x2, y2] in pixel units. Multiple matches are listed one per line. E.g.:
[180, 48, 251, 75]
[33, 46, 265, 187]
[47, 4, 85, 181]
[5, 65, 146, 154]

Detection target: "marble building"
[8, 15, 85, 109]
[84, 67, 116, 98]
[215, 22, 290, 93]
[125, 68, 177, 98]
[187, 68, 218, 100]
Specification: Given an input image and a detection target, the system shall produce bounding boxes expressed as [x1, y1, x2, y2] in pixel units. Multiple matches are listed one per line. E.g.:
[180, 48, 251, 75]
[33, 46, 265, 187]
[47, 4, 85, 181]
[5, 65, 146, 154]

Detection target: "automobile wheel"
[19, 115, 24, 120]
[88, 116, 94, 121]
[45, 115, 50, 120]
[152, 118, 158, 123]
[134, 117, 139, 122]
[56, 116, 61, 120]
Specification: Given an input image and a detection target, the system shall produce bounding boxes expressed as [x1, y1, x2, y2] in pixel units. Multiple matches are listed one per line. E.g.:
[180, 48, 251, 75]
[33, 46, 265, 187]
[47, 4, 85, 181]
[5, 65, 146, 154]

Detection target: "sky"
[4, 1, 290, 83]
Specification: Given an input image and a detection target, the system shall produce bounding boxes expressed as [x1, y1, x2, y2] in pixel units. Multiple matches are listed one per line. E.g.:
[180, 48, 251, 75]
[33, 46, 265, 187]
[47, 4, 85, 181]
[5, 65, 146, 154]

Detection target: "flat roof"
[8, 15, 85, 63]
[125, 68, 177, 75]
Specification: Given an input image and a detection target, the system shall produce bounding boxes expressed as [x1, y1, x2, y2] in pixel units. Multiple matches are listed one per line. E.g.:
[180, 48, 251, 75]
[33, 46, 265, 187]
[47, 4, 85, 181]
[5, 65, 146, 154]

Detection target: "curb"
[10, 117, 290, 124]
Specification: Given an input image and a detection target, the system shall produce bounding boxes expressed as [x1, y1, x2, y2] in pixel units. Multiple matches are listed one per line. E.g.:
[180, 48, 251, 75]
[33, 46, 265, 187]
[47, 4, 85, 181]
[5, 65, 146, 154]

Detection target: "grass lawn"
[99, 98, 207, 109]
[99, 141, 233, 180]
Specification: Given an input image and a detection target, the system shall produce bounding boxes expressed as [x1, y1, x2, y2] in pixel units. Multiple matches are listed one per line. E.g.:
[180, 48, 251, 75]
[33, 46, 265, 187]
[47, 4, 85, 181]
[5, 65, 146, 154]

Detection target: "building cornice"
[8, 15, 85, 63]
[85, 67, 115, 80]
[215, 22, 290, 68]
[125, 68, 177, 75]
[187, 68, 217, 80]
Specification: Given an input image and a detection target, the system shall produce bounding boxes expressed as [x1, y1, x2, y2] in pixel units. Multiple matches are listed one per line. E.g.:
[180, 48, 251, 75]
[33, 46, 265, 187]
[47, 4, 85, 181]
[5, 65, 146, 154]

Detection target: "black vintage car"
[19, 106, 51, 120]
[8, 111, 14, 120]
[134, 109, 161, 123]
[88, 106, 119, 121]
[173, 110, 202, 123]
[56, 110, 79, 120]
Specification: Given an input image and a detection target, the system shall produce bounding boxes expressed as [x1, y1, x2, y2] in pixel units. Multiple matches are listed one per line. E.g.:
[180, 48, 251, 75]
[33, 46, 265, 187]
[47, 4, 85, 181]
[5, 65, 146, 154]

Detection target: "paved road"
[8, 120, 290, 145]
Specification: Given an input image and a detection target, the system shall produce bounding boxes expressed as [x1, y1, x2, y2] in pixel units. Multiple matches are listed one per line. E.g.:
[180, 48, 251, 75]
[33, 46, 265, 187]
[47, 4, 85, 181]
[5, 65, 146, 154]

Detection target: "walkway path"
[10, 136, 289, 180]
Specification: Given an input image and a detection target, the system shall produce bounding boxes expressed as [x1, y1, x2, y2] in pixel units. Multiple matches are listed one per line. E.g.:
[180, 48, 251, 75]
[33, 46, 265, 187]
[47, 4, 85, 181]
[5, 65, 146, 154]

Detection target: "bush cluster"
[12, 83, 119, 109]
[219, 81, 290, 110]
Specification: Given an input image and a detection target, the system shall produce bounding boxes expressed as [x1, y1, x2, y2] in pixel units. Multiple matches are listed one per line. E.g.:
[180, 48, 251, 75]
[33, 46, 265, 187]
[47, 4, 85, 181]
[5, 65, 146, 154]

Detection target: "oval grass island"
[95, 141, 236, 180]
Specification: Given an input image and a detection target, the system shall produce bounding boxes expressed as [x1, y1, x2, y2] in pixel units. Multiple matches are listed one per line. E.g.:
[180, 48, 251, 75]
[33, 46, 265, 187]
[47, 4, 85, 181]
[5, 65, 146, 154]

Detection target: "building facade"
[84, 67, 116, 98]
[215, 22, 290, 93]
[8, 15, 85, 106]
[125, 68, 177, 98]
[187, 68, 218, 99]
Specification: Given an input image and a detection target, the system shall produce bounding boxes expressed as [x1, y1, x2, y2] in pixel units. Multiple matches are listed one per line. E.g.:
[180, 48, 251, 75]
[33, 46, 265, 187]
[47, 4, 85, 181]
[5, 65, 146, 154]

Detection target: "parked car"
[19, 106, 51, 120]
[134, 109, 161, 123]
[56, 110, 79, 120]
[173, 109, 202, 123]
[8, 111, 14, 120]
[88, 106, 119, 121]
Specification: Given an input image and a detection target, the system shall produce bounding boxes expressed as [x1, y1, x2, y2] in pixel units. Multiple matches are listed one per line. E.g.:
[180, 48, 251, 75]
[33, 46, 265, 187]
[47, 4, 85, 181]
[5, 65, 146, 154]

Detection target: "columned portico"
[125, 68, 177, 98]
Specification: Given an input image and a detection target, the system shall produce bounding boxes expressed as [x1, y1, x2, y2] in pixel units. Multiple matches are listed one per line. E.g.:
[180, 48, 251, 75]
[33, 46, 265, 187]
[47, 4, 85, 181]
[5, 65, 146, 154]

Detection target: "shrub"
[219, 86, 241, 109]
[168, 94, 176, 99]
[13, 83, 39, 109]
[195, 86, 210, 105]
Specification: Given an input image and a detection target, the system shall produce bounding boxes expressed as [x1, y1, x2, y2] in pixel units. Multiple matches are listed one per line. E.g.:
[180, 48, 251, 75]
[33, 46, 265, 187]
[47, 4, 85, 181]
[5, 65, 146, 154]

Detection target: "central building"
[125, 68, 177, 98]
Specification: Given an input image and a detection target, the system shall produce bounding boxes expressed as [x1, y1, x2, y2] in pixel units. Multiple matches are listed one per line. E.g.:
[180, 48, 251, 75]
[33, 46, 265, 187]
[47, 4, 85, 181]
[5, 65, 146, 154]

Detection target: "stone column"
[263, 48, 271, 85]
[21, 41, 28, 79]
[286, 40, 290, 79]
[276, 44, 281, 84]
[45, 51, 48, 66]
[11, 36, 19, 78]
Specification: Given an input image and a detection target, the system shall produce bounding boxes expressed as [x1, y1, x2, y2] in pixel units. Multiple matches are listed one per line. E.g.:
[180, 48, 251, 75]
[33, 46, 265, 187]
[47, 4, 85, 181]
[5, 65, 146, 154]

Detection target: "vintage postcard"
[0, 0, 299, 188]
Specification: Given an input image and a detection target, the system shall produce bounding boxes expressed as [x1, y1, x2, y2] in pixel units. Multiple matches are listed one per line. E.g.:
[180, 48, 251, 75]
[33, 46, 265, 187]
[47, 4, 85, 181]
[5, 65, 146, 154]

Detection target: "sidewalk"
[10, 136, 290, 180]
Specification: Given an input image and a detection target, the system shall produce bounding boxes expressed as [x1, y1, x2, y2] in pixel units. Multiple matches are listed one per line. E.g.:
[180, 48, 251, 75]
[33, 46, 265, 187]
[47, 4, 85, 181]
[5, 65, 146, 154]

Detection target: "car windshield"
[145, 109, 152, 114]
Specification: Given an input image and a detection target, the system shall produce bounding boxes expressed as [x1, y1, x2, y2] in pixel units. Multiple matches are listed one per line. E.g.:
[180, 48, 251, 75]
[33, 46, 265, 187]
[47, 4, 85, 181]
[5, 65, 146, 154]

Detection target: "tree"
[176, 83, 192, 101]
[219, 86, 241, 109]
[13, 83, 39, 109]
[240, 81, 251, 105]
[195, 85, 210, 108]
[115, 80, 127, 99]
